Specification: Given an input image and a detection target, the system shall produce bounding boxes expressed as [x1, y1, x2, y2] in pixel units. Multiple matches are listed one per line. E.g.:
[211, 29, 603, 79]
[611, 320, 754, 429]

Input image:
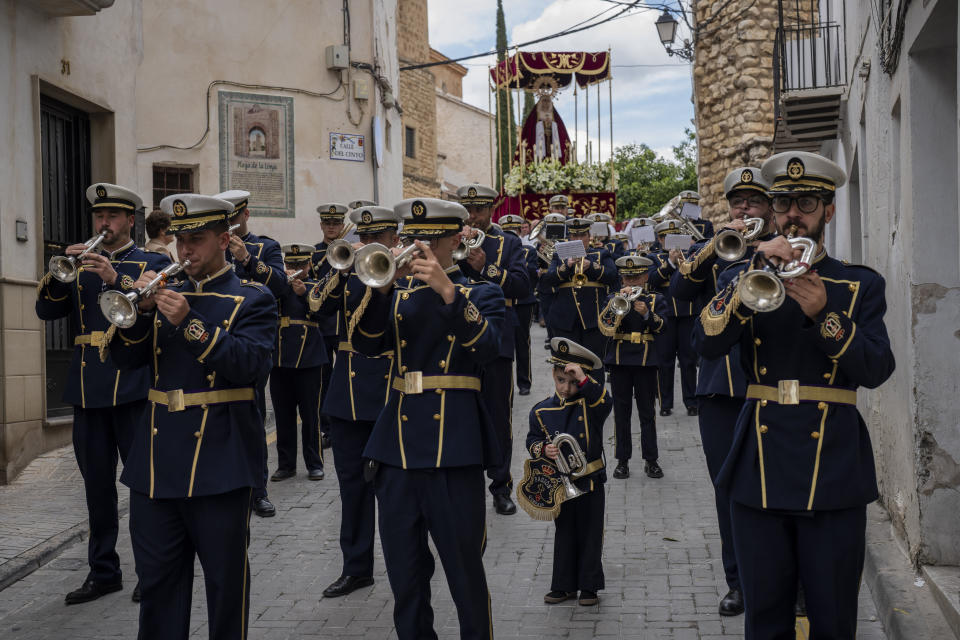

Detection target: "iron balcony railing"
[774, 22, 847, 119]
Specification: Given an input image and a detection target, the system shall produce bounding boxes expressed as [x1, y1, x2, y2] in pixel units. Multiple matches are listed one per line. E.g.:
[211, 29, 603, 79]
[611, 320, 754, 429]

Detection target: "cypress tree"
[495, 0, 516, 192]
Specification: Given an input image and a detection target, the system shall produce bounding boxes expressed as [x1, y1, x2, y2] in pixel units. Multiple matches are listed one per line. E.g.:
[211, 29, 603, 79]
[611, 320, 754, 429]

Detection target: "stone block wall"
[398, 0, 440, 198]
[692, 0, 779, 221]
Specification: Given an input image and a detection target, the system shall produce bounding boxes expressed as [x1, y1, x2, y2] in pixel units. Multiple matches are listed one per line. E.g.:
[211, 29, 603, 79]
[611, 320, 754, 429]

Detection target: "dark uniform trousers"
[376, 465, 491, 640]
[73, 401, 143, 583]
[328, 417, 376, 577]
[552, 489, 605, 593]
[36, 241, 171, 585]
[483, 357, 514, 498]
[269, 366, 323, 472]
[513, 302, 535, 391]
[318, 338, 336, 437]
[131, 487, 252, 640]
[732, 502, 866, 639]
[610, 366, 658, 462]
[656, 314, 697, 411]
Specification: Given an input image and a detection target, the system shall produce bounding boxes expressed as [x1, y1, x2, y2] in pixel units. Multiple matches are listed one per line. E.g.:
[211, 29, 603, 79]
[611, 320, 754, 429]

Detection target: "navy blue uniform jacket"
[598, 290, 668, 367]
[541, 249, 618, 331]
[109, 266, 277, 499]
[693, 253, 895, 511]
[352, 267, 505, 469]
[266, 276, 328, 369]
[36, 241, 171, 408]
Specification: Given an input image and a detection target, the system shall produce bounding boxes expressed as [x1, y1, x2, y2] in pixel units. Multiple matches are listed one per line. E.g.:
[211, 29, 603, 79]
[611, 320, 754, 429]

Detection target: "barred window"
[152, 165, 194, 208]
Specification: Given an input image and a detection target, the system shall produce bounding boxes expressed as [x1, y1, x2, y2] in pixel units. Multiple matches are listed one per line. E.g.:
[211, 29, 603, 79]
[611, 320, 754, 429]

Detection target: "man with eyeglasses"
[692, 151, 895, 639]
[670, 167, 776, 617]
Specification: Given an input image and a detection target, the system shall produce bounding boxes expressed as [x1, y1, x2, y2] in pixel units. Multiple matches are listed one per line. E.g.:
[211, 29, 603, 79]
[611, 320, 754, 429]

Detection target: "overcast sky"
[427, 0, 696, 161]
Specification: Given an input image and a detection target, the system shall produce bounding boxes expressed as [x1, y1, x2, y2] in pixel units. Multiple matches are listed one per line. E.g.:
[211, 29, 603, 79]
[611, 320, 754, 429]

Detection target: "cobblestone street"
[0, 325, 887, 639]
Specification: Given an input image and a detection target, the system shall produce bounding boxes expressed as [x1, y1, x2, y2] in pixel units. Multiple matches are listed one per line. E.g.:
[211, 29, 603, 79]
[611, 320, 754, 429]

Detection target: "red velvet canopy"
[490, 51, 611, 90]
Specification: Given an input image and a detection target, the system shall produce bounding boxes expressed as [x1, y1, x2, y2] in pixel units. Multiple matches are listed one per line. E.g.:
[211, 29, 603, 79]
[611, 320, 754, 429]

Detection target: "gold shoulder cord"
[346, 287, 372, 343]
[678, 236, 716, 276]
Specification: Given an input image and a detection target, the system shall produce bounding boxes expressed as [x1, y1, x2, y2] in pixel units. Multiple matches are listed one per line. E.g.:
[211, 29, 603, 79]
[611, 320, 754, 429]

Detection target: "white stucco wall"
[134, 0, 402, 245]
[435, 89, 494, 189]
[828, 0, 960, 565]
[1, 0, 142, 280]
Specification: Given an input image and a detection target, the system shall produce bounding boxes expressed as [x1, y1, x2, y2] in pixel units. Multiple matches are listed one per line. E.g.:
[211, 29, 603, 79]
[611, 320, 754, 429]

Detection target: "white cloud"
[428, 0, 695, 153]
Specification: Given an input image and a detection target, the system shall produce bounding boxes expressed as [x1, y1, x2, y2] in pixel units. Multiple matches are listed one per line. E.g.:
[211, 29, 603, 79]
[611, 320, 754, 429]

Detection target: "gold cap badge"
[787, 158, 805, 180]
[95, 185, 107, 198]
[172, 200, 187, 217]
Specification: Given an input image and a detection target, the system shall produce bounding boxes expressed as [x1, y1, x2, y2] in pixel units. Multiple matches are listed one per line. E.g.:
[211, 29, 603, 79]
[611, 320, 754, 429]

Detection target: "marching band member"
[678, 190, 715, 239]
[535, 212, 567, 346]
[525, 338, 611, 607]
[309, 205, 401, 598]
[36, 183, 171, 605]
[648, 220, 698, 417]
[599, 256, 668, 480]
[456, 183, 530, 516]
[266, 244, 326, 482]
[350, 197, 504, 640]
[541, 215, 618, 359]
[499, 213, 539, 396]
[216, 189, 282, 518]
[312, 202, 350, 451]
[109, 194, 276, 640]
[587, 212, 623, 258]
[693, 152, 895, 639]
[670, 167, 776, 616]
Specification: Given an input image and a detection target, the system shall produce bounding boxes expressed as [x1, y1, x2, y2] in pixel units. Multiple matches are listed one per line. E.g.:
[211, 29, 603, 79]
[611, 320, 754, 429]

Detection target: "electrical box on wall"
[325, 45, 349, 70]
[353, 79, 369, 101]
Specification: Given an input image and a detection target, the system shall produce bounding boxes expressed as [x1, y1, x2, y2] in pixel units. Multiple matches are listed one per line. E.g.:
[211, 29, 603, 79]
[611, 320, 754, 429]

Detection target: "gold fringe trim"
[308, 271, 340, 312]
[597, 300, 622, 337]
[515, 483, 563, 521]
[678, 236, 716, 276]
[699, 286, 741, 337]
[99, 324, 117, 363]
[346, 286, 372, 343]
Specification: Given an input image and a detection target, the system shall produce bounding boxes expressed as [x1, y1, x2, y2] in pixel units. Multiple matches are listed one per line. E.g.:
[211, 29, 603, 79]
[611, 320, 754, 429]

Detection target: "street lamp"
[655, 10, 694, 62]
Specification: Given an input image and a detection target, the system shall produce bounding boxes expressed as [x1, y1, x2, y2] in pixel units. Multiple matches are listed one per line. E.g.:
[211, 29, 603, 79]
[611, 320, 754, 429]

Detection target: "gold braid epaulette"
[699, 282, 742, 337]
[346, 287, 372, 343]
[678, 236, 717, 276]
[308, 270, 340, 313]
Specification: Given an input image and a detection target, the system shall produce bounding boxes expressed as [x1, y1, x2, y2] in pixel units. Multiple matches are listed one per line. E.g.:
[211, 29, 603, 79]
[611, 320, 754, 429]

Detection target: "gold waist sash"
[74, 331, 108, 348]
[148, 387, 256, 412]
[746, 382, 856, 406]
[391, 373, 482, 395]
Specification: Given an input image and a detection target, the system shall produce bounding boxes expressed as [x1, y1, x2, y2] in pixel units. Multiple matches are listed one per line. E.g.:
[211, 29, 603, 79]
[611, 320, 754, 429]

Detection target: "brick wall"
[397, 0, 440, 197]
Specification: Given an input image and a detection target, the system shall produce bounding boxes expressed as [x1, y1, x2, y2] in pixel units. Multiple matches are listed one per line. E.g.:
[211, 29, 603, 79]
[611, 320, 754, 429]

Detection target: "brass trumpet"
[99, 261, 191, 328]
[610, 286, 648, 316]
[739, 226, 816, 312]
[286, 268, 305, 282]
[550, 432, 589, 501]
[353, 241, 422, 288]
[715, 217, 766, 262]
[47, 231, 107, 283]
[325, 239, 356, 271]
[452, 229, 486, 261]
[571, 257, 588, 288]
[228, 224, 241, 234]
[652, 196, 704, 241]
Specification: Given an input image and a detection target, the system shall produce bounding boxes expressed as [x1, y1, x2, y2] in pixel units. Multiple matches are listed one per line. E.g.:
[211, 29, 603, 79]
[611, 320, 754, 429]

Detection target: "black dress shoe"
[644, 460, 664, 479]
[686, 406, 699, 416]
[518, 388, 531, 396]
[613, 462, 629, 479]
[719, 588, 744, 616]
[660, 408, 672, 417]
[65, 578, 122, 605]
[493, 494, 517, 515]
[252, 496, 276, 518]
[543, 590, 576, 604]
[131, 581, 141, 603]
[322, 575, 374, 598]
[578, 590, 599, 606]
[270, 468, 296, 482]
[321, 433, 332, 449]
[308, 468, 325, 481]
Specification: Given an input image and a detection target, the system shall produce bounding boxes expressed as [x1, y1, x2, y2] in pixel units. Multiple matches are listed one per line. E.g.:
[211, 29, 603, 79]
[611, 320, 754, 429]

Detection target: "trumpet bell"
[99, 291, 139, 329]
[326, 239, 355, 271]
[48, 256, 79, 283]
[739, 269, 785, 312]
[452, 230, 486, 261]
[353, 243, 397, 288]
[715, 229, 747, 262]
[610, 296, 632, 316]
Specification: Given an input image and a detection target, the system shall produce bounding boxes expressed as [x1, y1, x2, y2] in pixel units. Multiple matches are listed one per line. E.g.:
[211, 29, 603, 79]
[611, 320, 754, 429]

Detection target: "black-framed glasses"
[771, 195, 823, 214]
[729, 195, 769, 208]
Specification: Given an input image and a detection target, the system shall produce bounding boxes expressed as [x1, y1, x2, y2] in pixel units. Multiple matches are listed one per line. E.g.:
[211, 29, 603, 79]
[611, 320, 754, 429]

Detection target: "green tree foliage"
[613, 128, 698, 220]
[495, 0, 516, 192]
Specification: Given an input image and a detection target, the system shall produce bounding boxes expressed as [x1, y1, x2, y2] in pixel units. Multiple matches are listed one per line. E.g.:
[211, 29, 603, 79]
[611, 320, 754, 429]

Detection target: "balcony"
[773, 22, 847, 151]
[27, 0, 115, 17]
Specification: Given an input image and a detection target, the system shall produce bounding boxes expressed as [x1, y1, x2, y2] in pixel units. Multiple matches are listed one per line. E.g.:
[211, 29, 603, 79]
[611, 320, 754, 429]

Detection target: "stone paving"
[0, 325, 887, 638]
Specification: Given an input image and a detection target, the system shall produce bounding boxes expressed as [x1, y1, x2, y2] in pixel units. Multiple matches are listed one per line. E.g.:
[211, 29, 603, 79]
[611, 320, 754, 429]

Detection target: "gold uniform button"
[345, 310, 351, 317]
[811, 431, 821, 439]
[207, 374, 215, 381]
[759, 425, 769, 434]
[578, 433, 584, 439]
[78, 285, 83, 291]
[447, 335, 455, 342]
[817, 401, 827, 410]
[80, 304, 85, 310]
[152, 428, 158, 435]
[754, 338, 762, 345]
[222, 320, 230, 328]
[155, 320, 162, 328]
[194, 431, 201, 438]
[758, 366, 767, 375]
[823, 372, 832, 380]
[350, 371, 356, 378]
[401, 292, 410, 300]
[400, 340, 408, 347]
[384, 374, 390, 379]
[577, 416, 583, 421]
[433, 414, 441, 420]
[760, 399, 768, 407]
[401, 415, 408, 422]
[81, 361, 86, 367]
[848, 283, 857, 292]
[439, 360, 446, 368]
